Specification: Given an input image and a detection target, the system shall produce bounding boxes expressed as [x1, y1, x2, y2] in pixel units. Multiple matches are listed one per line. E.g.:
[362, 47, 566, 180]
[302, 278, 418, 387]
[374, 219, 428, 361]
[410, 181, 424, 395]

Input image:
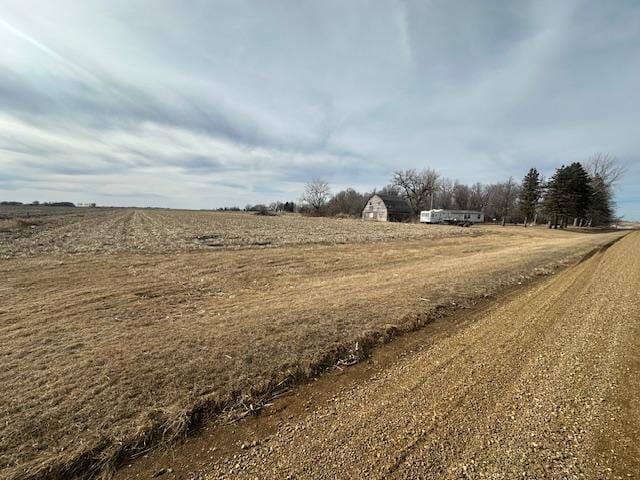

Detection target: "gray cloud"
[181, 156, 224, 173]
[0, 0, 638, 217]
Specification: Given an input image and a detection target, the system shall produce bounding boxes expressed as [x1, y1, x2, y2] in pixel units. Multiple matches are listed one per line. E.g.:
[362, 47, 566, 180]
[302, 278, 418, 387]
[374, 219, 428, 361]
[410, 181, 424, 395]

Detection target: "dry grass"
[0, 218, 20, 230]
[0, 218, 45, 233]
[0, 208, 628, 479]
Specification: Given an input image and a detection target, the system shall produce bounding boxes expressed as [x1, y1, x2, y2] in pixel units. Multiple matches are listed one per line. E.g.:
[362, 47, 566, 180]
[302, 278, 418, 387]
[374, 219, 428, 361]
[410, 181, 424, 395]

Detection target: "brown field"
[0, 207, 479, 258]
[0, 207, 629, 479]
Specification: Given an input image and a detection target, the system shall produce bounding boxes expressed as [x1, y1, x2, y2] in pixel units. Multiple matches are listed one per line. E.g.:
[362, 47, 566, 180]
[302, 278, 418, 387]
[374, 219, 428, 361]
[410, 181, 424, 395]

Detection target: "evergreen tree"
[588, 174, 614, 226]
[564, 162, 593, 226]
[519, 168, 540, 226]
[543, 163, 592, 228]
[543, 165, 568, 228]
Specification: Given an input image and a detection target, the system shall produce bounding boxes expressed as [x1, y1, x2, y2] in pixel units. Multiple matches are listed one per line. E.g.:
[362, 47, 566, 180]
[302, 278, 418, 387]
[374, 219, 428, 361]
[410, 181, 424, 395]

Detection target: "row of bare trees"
[299, 172, 523, 222]
[294, 153, 623, 225]
[383, 169, 521, 221]
[300, 180, 369, 216]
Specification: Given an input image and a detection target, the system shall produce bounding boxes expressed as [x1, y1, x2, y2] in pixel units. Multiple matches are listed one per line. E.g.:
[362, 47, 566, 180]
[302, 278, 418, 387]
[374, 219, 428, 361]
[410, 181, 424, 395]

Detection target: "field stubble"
[0, 208, 480, 258]
[0, 207, 628, 479]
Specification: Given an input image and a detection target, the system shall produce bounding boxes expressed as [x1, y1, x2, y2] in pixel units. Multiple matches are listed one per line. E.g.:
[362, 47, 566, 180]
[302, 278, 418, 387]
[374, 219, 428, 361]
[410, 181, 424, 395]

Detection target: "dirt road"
[139, 231, 639, 479]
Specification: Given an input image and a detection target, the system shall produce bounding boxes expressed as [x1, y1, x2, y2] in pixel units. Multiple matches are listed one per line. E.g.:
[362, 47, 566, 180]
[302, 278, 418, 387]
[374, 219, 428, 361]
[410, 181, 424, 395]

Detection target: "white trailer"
[420, 209, 484, 225]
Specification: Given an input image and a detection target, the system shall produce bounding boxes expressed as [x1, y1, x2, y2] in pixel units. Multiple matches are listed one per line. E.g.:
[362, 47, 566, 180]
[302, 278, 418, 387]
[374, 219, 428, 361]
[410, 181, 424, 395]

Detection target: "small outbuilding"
[361, 194, 412, 222]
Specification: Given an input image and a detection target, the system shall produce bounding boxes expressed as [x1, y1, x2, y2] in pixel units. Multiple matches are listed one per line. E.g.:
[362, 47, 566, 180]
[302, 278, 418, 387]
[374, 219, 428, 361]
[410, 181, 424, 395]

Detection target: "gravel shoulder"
[119, 231, 640, 480]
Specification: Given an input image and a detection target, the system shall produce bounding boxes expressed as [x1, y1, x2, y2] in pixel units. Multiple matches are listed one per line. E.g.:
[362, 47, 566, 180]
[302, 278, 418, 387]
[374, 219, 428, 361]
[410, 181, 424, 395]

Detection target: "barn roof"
[370, 194, 412, 214]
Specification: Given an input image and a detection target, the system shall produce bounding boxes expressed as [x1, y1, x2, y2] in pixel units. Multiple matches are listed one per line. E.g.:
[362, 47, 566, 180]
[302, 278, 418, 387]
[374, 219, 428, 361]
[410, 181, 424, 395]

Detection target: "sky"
[0, 0, 638, 218]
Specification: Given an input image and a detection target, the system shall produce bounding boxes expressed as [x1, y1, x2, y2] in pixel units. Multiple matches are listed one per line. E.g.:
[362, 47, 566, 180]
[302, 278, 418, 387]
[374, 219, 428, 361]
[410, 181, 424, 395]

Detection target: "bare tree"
[452, 182, 470, 210]
[391, 168, 440, 216]
[302, 178, 331, 214]
[500, 177, 519, 225]
[468, 182, 488, 211]
[483, 178, 520, 223]
[585, 153, 625, 188]
[435, 177, 455, 209]
[585, 153, 624, 226]
[376, 184, 401, 196]
[326, 188, 369, 217]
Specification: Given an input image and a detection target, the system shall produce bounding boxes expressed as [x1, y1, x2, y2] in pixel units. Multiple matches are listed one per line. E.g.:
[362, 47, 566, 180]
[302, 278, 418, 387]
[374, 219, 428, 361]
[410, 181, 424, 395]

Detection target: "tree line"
[539, 154, 623, 227]
[0, 201, 79, 207]
[295, 153, 623, 227]
[299, 173, 524, 222]
[215, 153, 623, 227]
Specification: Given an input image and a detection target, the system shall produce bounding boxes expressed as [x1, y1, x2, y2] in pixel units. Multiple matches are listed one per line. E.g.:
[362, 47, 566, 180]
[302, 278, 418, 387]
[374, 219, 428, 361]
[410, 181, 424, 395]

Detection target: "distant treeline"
[0, 201, 79, 207]
[254, 153, 623, 227]
[214, 202, 295, 213]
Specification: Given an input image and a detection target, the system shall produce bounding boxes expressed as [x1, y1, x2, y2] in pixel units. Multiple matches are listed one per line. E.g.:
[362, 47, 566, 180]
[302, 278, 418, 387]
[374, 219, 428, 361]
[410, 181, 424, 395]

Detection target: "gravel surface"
[187, 232, 640, 479]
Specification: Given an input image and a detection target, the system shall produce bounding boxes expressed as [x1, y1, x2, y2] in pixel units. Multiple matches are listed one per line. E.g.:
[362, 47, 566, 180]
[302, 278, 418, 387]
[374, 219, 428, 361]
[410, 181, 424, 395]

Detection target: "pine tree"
[543, 163, 593, 228]
[543, 165, 568, 228]
[589, 174, 613, 226]
[519, 168, 540, 226]
[564, 162, 593, 226]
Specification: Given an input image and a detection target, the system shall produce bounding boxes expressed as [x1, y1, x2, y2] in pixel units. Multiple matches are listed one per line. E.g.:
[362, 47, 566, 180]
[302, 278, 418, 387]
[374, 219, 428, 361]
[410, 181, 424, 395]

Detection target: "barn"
[361, 194, 412, 222]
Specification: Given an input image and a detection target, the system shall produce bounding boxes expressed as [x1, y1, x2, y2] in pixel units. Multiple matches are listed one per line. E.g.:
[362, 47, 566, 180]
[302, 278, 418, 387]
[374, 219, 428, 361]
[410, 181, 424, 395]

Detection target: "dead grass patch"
[0, 218, 19, 230]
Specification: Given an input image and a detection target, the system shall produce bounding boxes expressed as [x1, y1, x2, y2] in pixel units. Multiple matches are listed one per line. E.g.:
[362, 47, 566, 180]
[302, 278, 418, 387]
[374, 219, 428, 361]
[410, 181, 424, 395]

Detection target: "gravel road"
[193, 232, 640, 479]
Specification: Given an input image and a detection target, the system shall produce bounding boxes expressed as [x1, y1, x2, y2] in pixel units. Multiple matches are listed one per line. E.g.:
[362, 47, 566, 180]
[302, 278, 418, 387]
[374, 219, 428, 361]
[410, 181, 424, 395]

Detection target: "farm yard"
[0, 206, 634, 480]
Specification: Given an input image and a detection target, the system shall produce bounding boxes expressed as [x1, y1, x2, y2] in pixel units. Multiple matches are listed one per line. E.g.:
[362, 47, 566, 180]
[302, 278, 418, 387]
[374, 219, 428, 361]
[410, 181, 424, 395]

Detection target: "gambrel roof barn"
[361, 194, 412, 222]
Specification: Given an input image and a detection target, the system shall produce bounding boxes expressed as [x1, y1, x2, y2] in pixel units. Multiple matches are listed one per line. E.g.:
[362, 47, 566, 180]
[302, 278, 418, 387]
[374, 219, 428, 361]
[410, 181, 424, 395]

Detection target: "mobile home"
[420, 209, 484, 224]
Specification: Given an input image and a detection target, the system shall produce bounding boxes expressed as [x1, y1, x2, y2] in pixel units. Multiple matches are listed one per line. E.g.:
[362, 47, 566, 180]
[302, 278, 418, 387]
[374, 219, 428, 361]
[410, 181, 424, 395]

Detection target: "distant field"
[0, 207, 480, 258]
[617, 220, 640, 230]
[0, 207, 628, 479]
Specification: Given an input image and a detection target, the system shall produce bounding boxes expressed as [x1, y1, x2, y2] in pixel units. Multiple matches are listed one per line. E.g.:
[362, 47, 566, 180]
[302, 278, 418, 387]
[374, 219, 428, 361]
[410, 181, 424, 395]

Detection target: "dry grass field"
[0, 207, 628, 479]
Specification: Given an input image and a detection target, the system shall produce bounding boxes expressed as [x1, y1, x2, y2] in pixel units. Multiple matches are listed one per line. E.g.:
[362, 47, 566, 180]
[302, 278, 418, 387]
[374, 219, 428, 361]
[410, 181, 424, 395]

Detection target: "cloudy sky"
[1, 0, 638, 218]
